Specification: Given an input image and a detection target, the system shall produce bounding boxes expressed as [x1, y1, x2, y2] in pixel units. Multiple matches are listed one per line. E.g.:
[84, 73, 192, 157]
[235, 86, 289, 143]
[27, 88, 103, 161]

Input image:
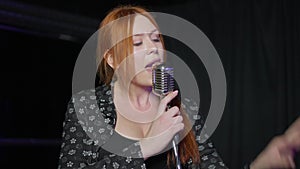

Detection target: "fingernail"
[173, 90, 178, 94]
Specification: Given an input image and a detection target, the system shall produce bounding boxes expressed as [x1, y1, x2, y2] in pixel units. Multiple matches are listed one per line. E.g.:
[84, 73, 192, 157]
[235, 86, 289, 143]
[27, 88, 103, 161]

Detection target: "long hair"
[97, 5, 200, 166]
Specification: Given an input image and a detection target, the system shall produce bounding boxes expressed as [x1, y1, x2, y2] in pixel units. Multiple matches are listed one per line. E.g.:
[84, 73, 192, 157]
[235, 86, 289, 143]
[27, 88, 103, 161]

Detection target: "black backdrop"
[0, 0, 299, 168]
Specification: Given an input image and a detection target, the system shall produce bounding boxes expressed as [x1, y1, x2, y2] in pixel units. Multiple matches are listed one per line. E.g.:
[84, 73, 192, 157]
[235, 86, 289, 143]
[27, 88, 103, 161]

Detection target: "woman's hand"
[250, 117, 300, 169]
[140, 90, 184, 159]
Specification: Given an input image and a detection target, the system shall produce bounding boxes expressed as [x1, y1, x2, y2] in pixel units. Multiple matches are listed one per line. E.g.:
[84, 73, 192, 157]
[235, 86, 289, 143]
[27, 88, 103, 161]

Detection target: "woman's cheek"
[133, 52, 146, 74]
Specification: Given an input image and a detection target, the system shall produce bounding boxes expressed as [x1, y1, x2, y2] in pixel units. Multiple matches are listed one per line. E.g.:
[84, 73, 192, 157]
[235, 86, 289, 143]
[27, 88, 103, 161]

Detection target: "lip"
[145, 58, 161, 69]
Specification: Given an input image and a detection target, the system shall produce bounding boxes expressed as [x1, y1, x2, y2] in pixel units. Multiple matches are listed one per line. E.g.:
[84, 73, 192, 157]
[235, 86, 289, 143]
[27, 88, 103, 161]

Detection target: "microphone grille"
[152, 63, 174, 96]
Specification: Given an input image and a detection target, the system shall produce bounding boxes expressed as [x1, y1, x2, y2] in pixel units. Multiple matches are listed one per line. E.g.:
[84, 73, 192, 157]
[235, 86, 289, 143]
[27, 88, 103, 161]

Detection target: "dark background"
[0, 0, 299, 168]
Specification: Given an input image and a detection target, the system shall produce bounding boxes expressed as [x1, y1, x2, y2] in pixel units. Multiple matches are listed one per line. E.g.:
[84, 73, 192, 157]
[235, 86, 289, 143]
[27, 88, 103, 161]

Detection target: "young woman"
[58, 5, 300, 169]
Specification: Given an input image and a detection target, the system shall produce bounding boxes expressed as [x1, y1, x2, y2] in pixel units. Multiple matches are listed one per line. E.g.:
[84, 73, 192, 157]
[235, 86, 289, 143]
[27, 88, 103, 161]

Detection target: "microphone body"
[152, 63, 181, 169]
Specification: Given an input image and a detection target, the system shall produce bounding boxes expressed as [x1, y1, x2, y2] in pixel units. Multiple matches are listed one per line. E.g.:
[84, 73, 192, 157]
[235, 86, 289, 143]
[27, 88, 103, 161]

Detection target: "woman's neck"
[114, 81, 155, 139]
[128, 82, 152, 111]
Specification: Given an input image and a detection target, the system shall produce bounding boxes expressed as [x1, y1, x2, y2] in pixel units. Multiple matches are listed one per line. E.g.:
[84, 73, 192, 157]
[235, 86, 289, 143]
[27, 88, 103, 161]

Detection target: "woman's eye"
[133, 42, 142, 46]
[152, 38, 160, 42]
[151, 34, 160, 42]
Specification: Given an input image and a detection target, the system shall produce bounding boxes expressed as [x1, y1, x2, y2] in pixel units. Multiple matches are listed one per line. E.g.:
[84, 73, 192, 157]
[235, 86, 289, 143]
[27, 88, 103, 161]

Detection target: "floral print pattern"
[58, 84, 228, 169]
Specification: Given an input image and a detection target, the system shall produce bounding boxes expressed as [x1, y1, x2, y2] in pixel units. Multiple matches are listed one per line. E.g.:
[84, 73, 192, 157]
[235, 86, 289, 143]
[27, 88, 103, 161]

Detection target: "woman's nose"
[145, 37, 158, 55]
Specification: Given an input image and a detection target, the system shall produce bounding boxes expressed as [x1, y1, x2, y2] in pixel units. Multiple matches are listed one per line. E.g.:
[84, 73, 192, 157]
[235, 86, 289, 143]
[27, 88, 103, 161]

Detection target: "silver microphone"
[152, 63, 181, 169]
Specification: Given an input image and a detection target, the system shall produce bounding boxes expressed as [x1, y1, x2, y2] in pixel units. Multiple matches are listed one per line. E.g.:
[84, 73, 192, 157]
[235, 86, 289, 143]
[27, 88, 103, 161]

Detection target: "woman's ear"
[105, 50, 114, 69]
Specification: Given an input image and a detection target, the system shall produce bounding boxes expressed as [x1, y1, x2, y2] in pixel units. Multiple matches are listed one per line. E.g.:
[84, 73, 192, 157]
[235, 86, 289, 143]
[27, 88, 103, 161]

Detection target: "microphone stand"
[172, 134, 181, 169]
[159, 94, 181, 169]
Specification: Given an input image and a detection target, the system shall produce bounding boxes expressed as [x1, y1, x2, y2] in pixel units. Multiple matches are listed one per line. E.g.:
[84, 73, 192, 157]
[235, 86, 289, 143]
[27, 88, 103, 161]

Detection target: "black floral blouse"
[58, 84, 228, 169]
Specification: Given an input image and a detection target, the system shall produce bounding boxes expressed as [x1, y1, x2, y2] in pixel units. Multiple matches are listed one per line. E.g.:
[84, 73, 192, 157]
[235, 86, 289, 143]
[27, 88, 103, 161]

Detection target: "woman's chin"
[131, 81, 152, 89]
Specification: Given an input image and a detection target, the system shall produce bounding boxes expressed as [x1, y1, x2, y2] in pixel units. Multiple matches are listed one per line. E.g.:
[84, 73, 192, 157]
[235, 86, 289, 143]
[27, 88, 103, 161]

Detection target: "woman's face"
[130, 14, 164, 87]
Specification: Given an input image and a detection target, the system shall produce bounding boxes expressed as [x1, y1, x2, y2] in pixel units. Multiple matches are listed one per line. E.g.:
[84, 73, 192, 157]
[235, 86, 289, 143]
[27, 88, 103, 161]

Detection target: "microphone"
[152, 63, 181, 169]
[152, 63, 174, 96]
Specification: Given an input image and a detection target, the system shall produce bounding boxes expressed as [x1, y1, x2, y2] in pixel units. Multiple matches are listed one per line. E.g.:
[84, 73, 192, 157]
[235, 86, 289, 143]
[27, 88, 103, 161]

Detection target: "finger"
[277, 157, 294, 169]
[160, 90, 178, 107]
[289, 136, 300, 151]
[173, 115, 183, 124]
[288, 156, 296, 169]
[284, 129, 300, 151]
[172, 123, 184, 134]
[285, 117, 300, 135]
[166, 106, 180, 117]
